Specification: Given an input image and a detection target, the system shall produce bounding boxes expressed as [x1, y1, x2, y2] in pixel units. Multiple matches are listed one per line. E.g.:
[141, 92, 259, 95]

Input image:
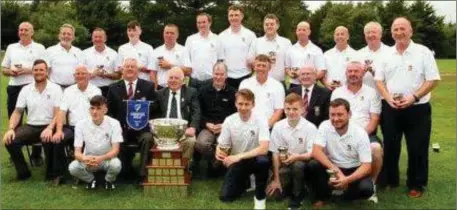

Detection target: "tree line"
[2, 0, 455, 58]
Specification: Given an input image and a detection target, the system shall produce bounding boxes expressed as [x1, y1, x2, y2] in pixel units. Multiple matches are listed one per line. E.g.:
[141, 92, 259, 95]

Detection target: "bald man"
[285, 21, 326, 89]
[358, 22, 391, 89]
[156, 67, 200, 162]
[2, 22, 47, 166]
[53, 65, 102, 154]
[322, 26, 357, 91]
[375, 17, 440, 198]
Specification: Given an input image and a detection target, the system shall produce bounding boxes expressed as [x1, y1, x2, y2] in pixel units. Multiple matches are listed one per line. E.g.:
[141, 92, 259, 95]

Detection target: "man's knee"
[371, 143, 383, 159]
[108, 158, 122, 173]
[69, 160, 83, 176]
[359, 181, 374, 199]
[255, 155, 270, 168]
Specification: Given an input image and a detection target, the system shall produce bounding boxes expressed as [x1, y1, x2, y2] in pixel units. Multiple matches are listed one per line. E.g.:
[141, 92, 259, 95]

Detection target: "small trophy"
[14, 63, 22, 69]
[365, 59, 373, 73]
[157, 56, 164, 61]
[432, 143, 440, 152]
[213, 144, 232, 168]
[149, 118, 188, 150]
[326, 169, 337, 183]
[332, 80, 341, 86]
[392, 93, 404, 102]
[278, 146, 288, 162]
[268, 51, 276, 64]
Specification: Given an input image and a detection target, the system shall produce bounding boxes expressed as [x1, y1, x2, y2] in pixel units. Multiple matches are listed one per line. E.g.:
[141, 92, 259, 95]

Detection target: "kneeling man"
[69, 95, 123, 190]
[310, 98, 374, 208]
[216, 89, 270, 209]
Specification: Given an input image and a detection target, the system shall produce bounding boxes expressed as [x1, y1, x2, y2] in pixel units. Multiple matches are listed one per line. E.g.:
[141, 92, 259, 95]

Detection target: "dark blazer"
[287, 84, 331, 127]
[156, 86, 201, 129]
[106, 79, 158, 132]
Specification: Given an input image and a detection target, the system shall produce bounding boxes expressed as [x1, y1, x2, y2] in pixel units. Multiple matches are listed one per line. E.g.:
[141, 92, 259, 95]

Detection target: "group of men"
[2, 4, 440, 210]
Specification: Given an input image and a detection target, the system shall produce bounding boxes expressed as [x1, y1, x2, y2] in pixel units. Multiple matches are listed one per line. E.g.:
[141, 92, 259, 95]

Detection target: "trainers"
[368, 184, 378, 203]
[105, 181, 116, 190]
[86, 179, 96, 189]
[253, 196, 266, 209]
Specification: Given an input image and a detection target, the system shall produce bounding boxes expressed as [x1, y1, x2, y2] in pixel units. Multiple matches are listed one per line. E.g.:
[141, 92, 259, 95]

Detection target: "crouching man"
[309, 98, 374, 208]
[69, 95, 123, 190]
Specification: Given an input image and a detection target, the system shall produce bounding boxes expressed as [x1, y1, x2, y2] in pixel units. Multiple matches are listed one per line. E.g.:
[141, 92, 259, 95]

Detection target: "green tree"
[1, 1, 30, 49]
[309, 1, 333, 50]
[348, 2, 382, 50]
[319, 3, 354, 51]
[443, 23, 456, 58]
[379, 0, 409, 45]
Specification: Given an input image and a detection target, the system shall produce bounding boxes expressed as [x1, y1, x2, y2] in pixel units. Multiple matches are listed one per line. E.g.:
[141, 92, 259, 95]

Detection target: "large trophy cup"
[143, 118, 191, 197]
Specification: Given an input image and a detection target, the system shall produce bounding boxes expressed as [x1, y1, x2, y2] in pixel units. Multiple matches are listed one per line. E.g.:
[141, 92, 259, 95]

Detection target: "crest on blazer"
[126, 100, 150, 130]
[314, 106, 320, 116]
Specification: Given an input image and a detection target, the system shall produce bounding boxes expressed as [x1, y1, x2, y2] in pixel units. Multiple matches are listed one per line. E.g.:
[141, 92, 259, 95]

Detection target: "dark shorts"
[369, 134, 382, 146]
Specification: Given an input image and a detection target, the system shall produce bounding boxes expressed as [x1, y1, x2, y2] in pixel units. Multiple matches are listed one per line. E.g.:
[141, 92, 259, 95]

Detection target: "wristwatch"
[413, 94, 420, 102]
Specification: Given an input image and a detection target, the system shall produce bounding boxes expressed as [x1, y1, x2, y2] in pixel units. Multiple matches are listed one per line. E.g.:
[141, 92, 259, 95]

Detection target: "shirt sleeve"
[146, 45, 156, 71]
[314, 122, 328, 147]
[52, 86, 64, 108]
[216, 37, 224, 60]
[247, 39, 257, 62]
[180, 48, 192, 68]
[217, 117, 231, 146]
[357, 130, 372, 163]
[423, 48, 441, 81]
[1, 45, 12, 68]
[60, 92, 69, 111]
[111, 119, 124, 143]
[15, 87, 28, 108]
[46, 48, 54, 69]
[285, 48, 292, 68]
[74, 122, 84, 147]
[373, 57, 386, 81]
[274, 83, 285, 109]
[305, 124, 318, 153]
[109, 51, 119, 72]
[269, 124, 281, 153]
[370, 90, 382, 114]
[116, 46, 125, 71]
[257, 115, 270, 142]
[315, 49, 326, 71]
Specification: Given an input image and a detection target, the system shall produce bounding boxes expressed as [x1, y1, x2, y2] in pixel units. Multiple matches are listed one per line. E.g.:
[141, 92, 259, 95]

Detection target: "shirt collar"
[302, 84, 314, 94]
[263, 34, 278, 42]
[169, 88, 181, 95]
[124, 79, 138, 87]
[285, 117, 306, 130]
[229, 25, 245, 34]
[393, 40, 415, 55]
[32, 80, 52, 92]
[330, 121, 353, 138]
[58, 43, 75, 52]
[92, 45, 107, 54]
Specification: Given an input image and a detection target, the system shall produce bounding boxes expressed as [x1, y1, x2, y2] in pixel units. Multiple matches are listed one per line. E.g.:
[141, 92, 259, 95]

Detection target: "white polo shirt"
[219, 26, 257, 79]
[1, 41, 47, 86]
[374, 41, 441, 104]
[217, 112, 270, 155]
[117, 41, 155, 81]
[166, 89, 182, 119]
[323, 46, 357, 85]
[46, 44, 84, 86]
[269, 117, 317, 154]
[239, 76, 285, 122]
[74, 116, 123, 156]
[60, 83, 102, 126]
[286, 41, 326, 84]
[331, 85, 381, 129]
[357, 43, 391, 88]
[16, 80, 63, 125]
[83, 45, 119, 87]
[152, 44, 191, 87]
[314, 120, 372, 169]
[248, 35, 292, 82]
[185, 31, 224, 81]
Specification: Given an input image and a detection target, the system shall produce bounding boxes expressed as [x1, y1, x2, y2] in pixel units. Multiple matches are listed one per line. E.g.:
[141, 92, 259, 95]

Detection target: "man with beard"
[2, 22, 47, 166]
[309, 98, 374, 208]
[3, 59, 64, 184]
[83, 27, 121, 96]
[46, 24, 84, 89]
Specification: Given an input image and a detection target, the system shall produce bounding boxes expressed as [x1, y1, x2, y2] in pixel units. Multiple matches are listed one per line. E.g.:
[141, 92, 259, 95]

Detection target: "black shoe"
[31, 156, 44, 167]
[288, 197, 302, 210]
[86, 179, 97, 189]
[17, 172, 32, 181]
[105, 181, 116, 190]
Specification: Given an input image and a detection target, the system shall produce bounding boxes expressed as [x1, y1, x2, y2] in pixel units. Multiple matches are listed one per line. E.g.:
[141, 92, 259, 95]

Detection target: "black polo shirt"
[198, 82, 237, 128]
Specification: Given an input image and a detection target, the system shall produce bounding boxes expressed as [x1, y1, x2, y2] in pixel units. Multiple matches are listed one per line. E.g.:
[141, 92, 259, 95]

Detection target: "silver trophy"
[149, 118, 188, 150]
[278, 146, 288, 162]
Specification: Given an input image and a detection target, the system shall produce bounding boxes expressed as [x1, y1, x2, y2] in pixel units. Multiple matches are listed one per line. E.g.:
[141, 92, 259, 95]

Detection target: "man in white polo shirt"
[3, 59, 64, 183]
[285, 21, 326, 90]
[358, 22, 391, 89]
[266, 93, 317, 209]
[219, 5, 257, 89]
[239, 54, 285, 129]
[152, 24, 192, 90]
[322, 26, 357, 90]
[185, 13, 224, 90]
[2, 22, 47, 165]
[375, 17, 441, 198]
[69, 95, 123, 190]
[117, 20, 155, 82]
[216, 89, 270, 209]
[331, 60, 383, 203]
[47, 23, 84, 88]
[248, 13, 292, 84]
[52, 65, 102, 152]
[309, 99, 374, 208]
[83, 27, 121, 96]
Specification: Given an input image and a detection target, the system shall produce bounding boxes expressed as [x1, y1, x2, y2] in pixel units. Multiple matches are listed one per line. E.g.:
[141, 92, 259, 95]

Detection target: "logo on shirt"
[106, 56, 110, 61]
[176, 54, 180, 59]
[360, 96, 364, 101]
[346, 57, 349, 62]
[46, 94, 51, 100]
[138, 52, 142, 57]
[347, 144, 352, 151]
[298, 137, 303, 144]
[210, 43, 215, 48]
[242, 37, 246, 42]
[222, 98, 228, 102]
[250, 130, 255, 137]
[105, 133, 110, 140]
[408, 65, 413, 71]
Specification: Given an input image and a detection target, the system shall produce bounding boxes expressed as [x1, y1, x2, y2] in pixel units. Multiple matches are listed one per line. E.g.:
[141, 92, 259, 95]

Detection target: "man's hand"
[40, 128, 53, 143]
[266, 179, 282, 196]
[213, 124, 222, 134]
[82, 155, 94, 166]
[185, 127, 196, 137]
[223, 154, 241, 167]
[215, 146, 228, 161]
[397, 94, 416, 109]
[282, 153, 299, 165]
[51, 130, 65, 143]
[158, 59, 173, 70]
[206, 123, 216, 133]
[3, 129, 16, 145]
[333, 176, 350, 190]
[91, 156, 104, 168]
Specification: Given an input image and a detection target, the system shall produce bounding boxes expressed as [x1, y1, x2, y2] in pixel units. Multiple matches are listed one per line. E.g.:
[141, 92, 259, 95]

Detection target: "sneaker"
[253, 196, 266, 209]
[105, 181, 116, 190]
[86, 179, 96, 190]
[368, 184, 378, 203]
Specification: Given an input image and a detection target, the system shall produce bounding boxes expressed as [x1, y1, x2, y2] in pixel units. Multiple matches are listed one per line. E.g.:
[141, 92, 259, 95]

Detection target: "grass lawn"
[0, 59, 455, 209]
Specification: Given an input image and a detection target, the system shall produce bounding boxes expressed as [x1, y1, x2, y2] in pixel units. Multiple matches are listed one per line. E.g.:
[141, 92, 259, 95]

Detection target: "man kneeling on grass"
[309, 98, 374, 208]
[69, 95, 123, 190]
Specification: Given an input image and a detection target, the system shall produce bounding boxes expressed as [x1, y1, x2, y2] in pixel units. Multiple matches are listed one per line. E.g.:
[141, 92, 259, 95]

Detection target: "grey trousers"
[279, 161, 308, 199]
[68, 158, 122, 183]
[195, 129, 218, 159]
